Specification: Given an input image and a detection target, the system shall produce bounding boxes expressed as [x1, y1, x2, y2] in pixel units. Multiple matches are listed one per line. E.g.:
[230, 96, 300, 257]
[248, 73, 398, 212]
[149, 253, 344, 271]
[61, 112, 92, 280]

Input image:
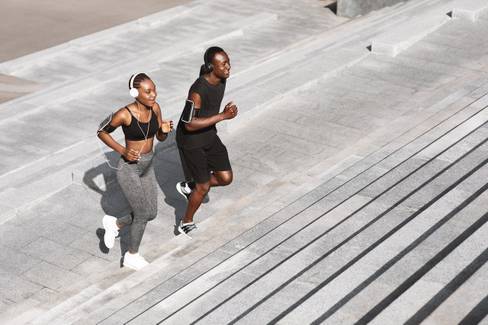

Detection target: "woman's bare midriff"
[126, 138, 155, 155]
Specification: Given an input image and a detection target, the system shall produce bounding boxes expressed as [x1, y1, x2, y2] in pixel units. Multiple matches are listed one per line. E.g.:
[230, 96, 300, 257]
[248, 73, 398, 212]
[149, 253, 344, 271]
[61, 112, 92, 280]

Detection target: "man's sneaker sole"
[178, 222, 196, 239]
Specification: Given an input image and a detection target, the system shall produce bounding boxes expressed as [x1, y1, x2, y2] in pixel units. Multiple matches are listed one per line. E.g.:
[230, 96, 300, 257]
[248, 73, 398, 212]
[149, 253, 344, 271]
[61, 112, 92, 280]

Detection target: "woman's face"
[212, 52, 231, 79]
[137, 79, 157, 107]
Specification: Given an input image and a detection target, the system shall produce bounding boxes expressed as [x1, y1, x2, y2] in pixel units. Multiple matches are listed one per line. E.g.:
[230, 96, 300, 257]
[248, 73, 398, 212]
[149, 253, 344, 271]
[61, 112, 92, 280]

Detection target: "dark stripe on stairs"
[356, 213, 488, 324]
[310, 183, 488, 324]
[404, 248, 488, 325]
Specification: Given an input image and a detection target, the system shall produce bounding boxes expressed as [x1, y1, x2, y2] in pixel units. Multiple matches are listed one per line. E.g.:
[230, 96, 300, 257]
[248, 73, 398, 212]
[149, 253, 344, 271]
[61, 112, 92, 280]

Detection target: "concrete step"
[213, 168, 488, 325]
[0, 0, 462, 119]
[0, 74, 43, 104]
[0, 0, 360, 183]
[40, 89, 488, 324]
[0, 0, 475, 213]
[371, 10, 451, 57]
[104, 101, 488, 324]
[3, 0, 321, 84]
[0, 44, 369, 225]
[2, 1, 488, 322]
[39, 69, 484, 324]
[0, 4, 195, 76]
[0, 0, 341, 101]
[368, 195, 488, 324]
[287, 186, 488, 325]
[2, 27, 483, 226]
[370, 0, 488, 57]
[452, 0, 488, 22]
[407, 251, 488, 325]
[0, 11, 278, 118]
[1, 35, 486, 323]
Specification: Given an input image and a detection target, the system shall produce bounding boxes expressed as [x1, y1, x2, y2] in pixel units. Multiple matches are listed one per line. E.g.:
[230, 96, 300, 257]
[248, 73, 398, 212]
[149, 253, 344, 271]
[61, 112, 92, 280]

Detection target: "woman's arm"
[183, 92, 237, 132]
[153, 103, 173, 142]
[97, 108, 140, 161]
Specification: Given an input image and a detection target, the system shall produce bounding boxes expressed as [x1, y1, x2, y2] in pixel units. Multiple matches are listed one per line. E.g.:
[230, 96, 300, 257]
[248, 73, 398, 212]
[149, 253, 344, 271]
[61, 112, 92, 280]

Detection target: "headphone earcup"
[129, 88, 139, 98]
[206, 63, 213, 73]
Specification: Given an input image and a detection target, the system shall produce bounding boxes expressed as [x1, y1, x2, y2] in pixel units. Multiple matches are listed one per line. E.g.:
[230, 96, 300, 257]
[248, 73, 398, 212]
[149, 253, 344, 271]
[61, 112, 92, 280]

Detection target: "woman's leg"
[101, 159, 134, 250]
[140, 162, 158, 221]
[117, 159, 156, 253]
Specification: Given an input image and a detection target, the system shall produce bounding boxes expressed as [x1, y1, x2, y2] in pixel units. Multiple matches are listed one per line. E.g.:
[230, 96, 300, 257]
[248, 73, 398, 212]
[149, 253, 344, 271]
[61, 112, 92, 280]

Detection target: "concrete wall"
[337, 0, 407, 17]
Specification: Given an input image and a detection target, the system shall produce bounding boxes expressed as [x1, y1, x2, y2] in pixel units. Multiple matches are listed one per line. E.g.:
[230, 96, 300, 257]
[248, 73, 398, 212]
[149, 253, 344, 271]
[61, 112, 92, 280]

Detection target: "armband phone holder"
[96, 112, 123, 170]
[181, 99, 194, 124]
[97, 112, 116, 134]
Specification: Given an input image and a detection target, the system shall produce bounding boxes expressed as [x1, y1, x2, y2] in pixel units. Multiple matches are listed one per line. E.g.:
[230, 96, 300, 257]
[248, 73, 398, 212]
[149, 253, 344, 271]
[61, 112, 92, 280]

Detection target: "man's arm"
[184, 92, 237, 132]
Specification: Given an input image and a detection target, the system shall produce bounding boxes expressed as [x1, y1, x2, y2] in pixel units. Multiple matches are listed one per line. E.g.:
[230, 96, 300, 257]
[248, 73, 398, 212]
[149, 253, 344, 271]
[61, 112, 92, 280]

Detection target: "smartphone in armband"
[97, 112, 116, 134]
[181, 99, 194, 124]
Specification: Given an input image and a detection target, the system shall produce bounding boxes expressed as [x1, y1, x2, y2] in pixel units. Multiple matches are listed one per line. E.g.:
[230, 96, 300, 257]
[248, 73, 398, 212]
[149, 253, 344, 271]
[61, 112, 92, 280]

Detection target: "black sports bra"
[122, 106, 159, 141]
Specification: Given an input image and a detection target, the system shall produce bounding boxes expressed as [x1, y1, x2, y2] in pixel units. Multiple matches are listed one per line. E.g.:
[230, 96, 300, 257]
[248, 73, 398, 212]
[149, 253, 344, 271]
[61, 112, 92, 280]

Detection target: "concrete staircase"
[1, 0, 488, 324]
[0, 0, 344, 225]
[38, 66, 488, 325]
[0, 0, 480, 225]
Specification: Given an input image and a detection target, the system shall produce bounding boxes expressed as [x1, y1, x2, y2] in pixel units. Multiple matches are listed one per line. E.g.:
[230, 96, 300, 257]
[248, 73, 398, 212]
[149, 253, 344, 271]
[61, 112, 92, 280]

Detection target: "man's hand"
[222, 101, 238, 120]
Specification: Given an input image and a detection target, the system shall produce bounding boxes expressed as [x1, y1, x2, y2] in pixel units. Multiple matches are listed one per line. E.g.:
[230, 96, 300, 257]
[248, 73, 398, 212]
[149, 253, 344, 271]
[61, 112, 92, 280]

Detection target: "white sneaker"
[176, 181, 192, 201]
[123, 252, 149, 270]
[102, 215, 119, 249]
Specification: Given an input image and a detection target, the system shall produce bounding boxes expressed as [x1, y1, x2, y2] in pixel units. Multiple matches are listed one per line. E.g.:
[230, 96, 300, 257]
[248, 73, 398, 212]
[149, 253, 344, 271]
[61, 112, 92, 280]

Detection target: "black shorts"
[178, 136, 232, 184]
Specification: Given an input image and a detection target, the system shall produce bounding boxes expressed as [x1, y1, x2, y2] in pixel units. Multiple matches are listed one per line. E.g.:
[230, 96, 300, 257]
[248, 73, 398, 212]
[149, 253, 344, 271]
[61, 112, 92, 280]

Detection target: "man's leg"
[182, 181, 210, 224]
[209, 170, 233, 187]
[207, 136, 233, 188]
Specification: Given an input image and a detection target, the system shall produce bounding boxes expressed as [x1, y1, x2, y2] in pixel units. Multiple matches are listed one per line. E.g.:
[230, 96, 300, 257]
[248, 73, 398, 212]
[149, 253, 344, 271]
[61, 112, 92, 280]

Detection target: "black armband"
[181, 99, 194, 123]
[97, 113, 116, 134]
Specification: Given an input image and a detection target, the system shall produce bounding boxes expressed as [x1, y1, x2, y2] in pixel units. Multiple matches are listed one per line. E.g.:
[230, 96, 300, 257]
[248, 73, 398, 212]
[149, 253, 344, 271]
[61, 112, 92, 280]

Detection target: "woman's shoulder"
[152, 102, 162, 115]
[112, 105, 132, 123]
[114, 105, 131, 115]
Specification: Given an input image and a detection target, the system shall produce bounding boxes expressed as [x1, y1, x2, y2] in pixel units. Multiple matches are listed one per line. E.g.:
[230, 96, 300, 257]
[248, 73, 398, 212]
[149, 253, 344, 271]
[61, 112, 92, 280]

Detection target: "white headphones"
[129, 73, 143, 98]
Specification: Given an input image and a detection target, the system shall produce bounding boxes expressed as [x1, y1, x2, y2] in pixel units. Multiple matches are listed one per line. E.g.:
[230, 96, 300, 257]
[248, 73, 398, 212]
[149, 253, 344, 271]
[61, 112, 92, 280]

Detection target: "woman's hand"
[123, 148, 140, 161]
[161, 120, 173, 133]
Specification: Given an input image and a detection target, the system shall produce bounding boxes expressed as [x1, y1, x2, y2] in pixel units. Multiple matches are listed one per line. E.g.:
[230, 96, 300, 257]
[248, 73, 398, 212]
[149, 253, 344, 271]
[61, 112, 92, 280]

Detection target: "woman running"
[97, 72, 172, 270]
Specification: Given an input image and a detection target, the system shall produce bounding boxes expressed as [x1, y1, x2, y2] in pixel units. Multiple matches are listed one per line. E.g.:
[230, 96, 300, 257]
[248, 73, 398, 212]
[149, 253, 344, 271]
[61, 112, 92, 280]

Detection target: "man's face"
[212, 52, 231, 79]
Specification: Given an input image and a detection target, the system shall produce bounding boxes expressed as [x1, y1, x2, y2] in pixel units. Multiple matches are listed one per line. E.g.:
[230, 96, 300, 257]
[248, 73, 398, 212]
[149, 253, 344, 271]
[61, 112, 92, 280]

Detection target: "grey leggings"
[116, 152, 157, 253]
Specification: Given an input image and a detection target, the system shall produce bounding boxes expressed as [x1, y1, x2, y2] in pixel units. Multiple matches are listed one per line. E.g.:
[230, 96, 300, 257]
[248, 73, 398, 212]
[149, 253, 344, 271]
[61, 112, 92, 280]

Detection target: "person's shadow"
[153, 133, 190, 235]
[83, 134, 191, 263]
[83, 151, 132, 261]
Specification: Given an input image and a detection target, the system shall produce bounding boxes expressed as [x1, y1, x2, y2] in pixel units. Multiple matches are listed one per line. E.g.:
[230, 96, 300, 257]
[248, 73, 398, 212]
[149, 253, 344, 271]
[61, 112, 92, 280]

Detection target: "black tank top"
[122, 106, 159, 141]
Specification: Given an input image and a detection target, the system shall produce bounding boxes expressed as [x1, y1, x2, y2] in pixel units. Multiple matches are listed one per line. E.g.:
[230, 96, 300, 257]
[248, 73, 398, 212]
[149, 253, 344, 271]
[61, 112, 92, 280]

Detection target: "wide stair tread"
[51, 88, 488, 324]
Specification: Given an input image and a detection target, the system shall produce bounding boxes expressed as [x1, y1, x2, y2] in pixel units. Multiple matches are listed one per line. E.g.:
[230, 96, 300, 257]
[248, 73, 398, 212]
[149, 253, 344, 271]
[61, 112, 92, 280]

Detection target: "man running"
[175, 46, 238, 238]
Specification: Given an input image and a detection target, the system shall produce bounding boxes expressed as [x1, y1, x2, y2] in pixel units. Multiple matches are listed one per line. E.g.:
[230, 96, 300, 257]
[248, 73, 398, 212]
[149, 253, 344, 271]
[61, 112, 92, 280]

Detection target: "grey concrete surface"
[0, 0, 488, 324]
[338, 0, 407, 17]
[0, 0, 191, 103]
[0, 0, 344, 226]
[0, 0, 191, 63]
